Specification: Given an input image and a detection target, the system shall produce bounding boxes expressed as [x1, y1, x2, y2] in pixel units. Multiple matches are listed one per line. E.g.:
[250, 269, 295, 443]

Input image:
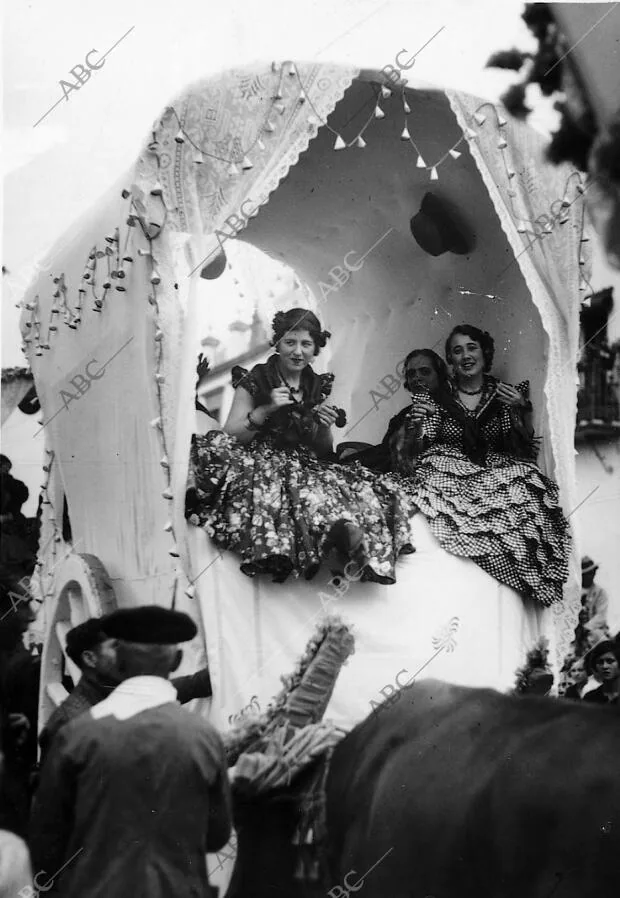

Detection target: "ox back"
[325, 679, 620, 898]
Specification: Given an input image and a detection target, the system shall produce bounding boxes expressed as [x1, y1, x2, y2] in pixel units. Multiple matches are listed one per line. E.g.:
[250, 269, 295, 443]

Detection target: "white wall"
[574, 440, 620, 634]
[1, 409, 44, 517]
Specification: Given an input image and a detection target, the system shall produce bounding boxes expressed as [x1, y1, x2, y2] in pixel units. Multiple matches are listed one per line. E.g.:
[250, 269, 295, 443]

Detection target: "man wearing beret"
[30, 606, 232, 898]
[580, 556, 610, 646]
[39, 615, 213, 759]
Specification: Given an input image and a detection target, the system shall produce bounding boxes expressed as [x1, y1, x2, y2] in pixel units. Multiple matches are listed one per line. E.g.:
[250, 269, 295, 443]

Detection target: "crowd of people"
[559, 556, 620, 705]
[0, 574, 220, 896]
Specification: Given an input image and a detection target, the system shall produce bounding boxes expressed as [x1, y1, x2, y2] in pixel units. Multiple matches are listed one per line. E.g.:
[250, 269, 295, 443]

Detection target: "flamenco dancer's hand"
[266, 387, 296, 413]
[314, 402, 339, 427]
[409, 398, 435, 423]
[495, 382, 525, 408]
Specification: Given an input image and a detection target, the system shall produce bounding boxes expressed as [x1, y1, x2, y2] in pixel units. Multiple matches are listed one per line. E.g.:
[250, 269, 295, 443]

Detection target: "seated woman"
[186, 308, 415, 584]
[339, 349, 450, 472]
[392, 324, 571, 607]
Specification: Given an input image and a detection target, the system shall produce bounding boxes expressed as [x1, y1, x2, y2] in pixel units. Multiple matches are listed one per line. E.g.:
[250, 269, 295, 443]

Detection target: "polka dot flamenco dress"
[392, 378, 571, 606]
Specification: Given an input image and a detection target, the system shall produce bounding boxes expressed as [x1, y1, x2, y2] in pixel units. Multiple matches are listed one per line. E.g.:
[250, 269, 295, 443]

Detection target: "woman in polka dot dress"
[393, 324, 571, 607]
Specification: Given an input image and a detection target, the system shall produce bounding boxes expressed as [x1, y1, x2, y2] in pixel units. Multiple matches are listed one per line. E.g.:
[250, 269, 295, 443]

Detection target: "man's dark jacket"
[39, 668, 212, 759]
[30, 702, 232, 898]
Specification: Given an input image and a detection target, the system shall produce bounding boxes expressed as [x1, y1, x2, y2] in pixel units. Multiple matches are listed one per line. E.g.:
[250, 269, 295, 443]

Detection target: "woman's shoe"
[324, 519, 369, 572]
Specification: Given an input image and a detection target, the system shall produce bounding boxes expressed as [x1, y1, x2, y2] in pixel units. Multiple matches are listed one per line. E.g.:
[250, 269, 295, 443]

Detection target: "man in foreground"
[30, 606, 232, 898]
[39, 614, 213, 757]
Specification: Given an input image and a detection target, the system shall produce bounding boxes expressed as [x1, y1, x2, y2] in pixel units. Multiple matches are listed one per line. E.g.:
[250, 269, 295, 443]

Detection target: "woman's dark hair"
[445, 325, 495, 372]
[403, 349, 450, 389]
[586, 640, 620, 676]
[270, 308, 331, 356]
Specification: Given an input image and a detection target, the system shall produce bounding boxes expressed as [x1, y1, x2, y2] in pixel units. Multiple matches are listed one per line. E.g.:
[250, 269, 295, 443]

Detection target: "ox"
[227, 680, 620, 898]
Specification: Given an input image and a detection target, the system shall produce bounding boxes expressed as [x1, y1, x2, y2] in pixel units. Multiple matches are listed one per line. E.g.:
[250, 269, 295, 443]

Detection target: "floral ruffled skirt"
[186, 432, 415, 584]
[395, 446, 571, 606]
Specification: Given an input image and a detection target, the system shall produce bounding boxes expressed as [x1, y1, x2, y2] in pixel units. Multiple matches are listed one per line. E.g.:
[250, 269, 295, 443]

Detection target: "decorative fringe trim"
[513, 636, 553, 694]
[224, 615, 354, 767]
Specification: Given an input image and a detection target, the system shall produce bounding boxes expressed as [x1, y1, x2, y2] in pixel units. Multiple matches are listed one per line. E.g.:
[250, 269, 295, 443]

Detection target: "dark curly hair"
[445, 325, 495, 372]
[270, 308, 331, 356]
[402, 348, 450, 389]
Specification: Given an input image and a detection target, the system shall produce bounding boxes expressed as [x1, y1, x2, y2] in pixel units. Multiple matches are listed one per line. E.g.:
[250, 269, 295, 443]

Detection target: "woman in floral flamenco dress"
[186, 308, 414, 584]
[391, 324, 571, 607]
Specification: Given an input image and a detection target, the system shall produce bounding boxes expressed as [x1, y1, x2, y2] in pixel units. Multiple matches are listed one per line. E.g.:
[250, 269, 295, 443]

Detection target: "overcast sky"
[4, 0, 616, 367]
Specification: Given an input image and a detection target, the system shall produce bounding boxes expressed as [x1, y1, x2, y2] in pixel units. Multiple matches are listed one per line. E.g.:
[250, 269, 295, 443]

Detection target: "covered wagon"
[19, 62, 587, 819]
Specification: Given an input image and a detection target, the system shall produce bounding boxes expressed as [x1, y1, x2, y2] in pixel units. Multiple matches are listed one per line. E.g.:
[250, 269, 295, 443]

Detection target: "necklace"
[278, 366, 303, 401]
[458, 384, 484, 396]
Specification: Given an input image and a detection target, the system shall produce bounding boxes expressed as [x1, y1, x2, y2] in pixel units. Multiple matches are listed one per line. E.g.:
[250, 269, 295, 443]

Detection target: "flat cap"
[101, 606, 197, 645]
[66, 618, 109, 665]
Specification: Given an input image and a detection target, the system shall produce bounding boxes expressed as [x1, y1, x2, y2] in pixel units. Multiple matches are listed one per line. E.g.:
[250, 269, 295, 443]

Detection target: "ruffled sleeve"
[231, 365, 259, 397]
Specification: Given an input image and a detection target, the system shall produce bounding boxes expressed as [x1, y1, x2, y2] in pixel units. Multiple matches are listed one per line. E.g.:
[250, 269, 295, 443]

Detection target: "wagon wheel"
[39, 553, 117, 727]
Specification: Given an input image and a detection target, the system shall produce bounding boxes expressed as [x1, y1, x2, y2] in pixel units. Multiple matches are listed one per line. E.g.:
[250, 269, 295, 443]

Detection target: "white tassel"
[497, 113, 508, 127]
[497, 138, 508, 149]
[465, 127, 477, 139]
[174, 129, 185, 144]
[374, 104, 385, 120]
[163, 520, 173, 532]
[151, 417, 162, 429]
[400, 126, 410, 141]
[155, 373, 165, 384]
[150, 181, 164, 197]
[185, 584, 196, 599]
[333, 135, 346, 150]
[160, 455, 170, 468]
[430, 166, 438, 181]
[403, 98, 411, 115]
[193, 149, 204, 164]
[356, 135, 367, 148]
[449, 149, 461, 159]
[162, 487, 173, 500]
[169, 544, 180, 558]
[416, 153, 426, 168]
[154, 329, 164, 341]
[381, 86, 391, 99]
[474, 112, 486, 126]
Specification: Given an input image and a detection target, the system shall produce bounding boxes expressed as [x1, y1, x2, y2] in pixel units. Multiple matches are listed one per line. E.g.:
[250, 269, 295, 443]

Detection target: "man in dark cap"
[39, 613, 213, 757]
[580, 556, 610, 646]
[30, 606, 232, 898]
